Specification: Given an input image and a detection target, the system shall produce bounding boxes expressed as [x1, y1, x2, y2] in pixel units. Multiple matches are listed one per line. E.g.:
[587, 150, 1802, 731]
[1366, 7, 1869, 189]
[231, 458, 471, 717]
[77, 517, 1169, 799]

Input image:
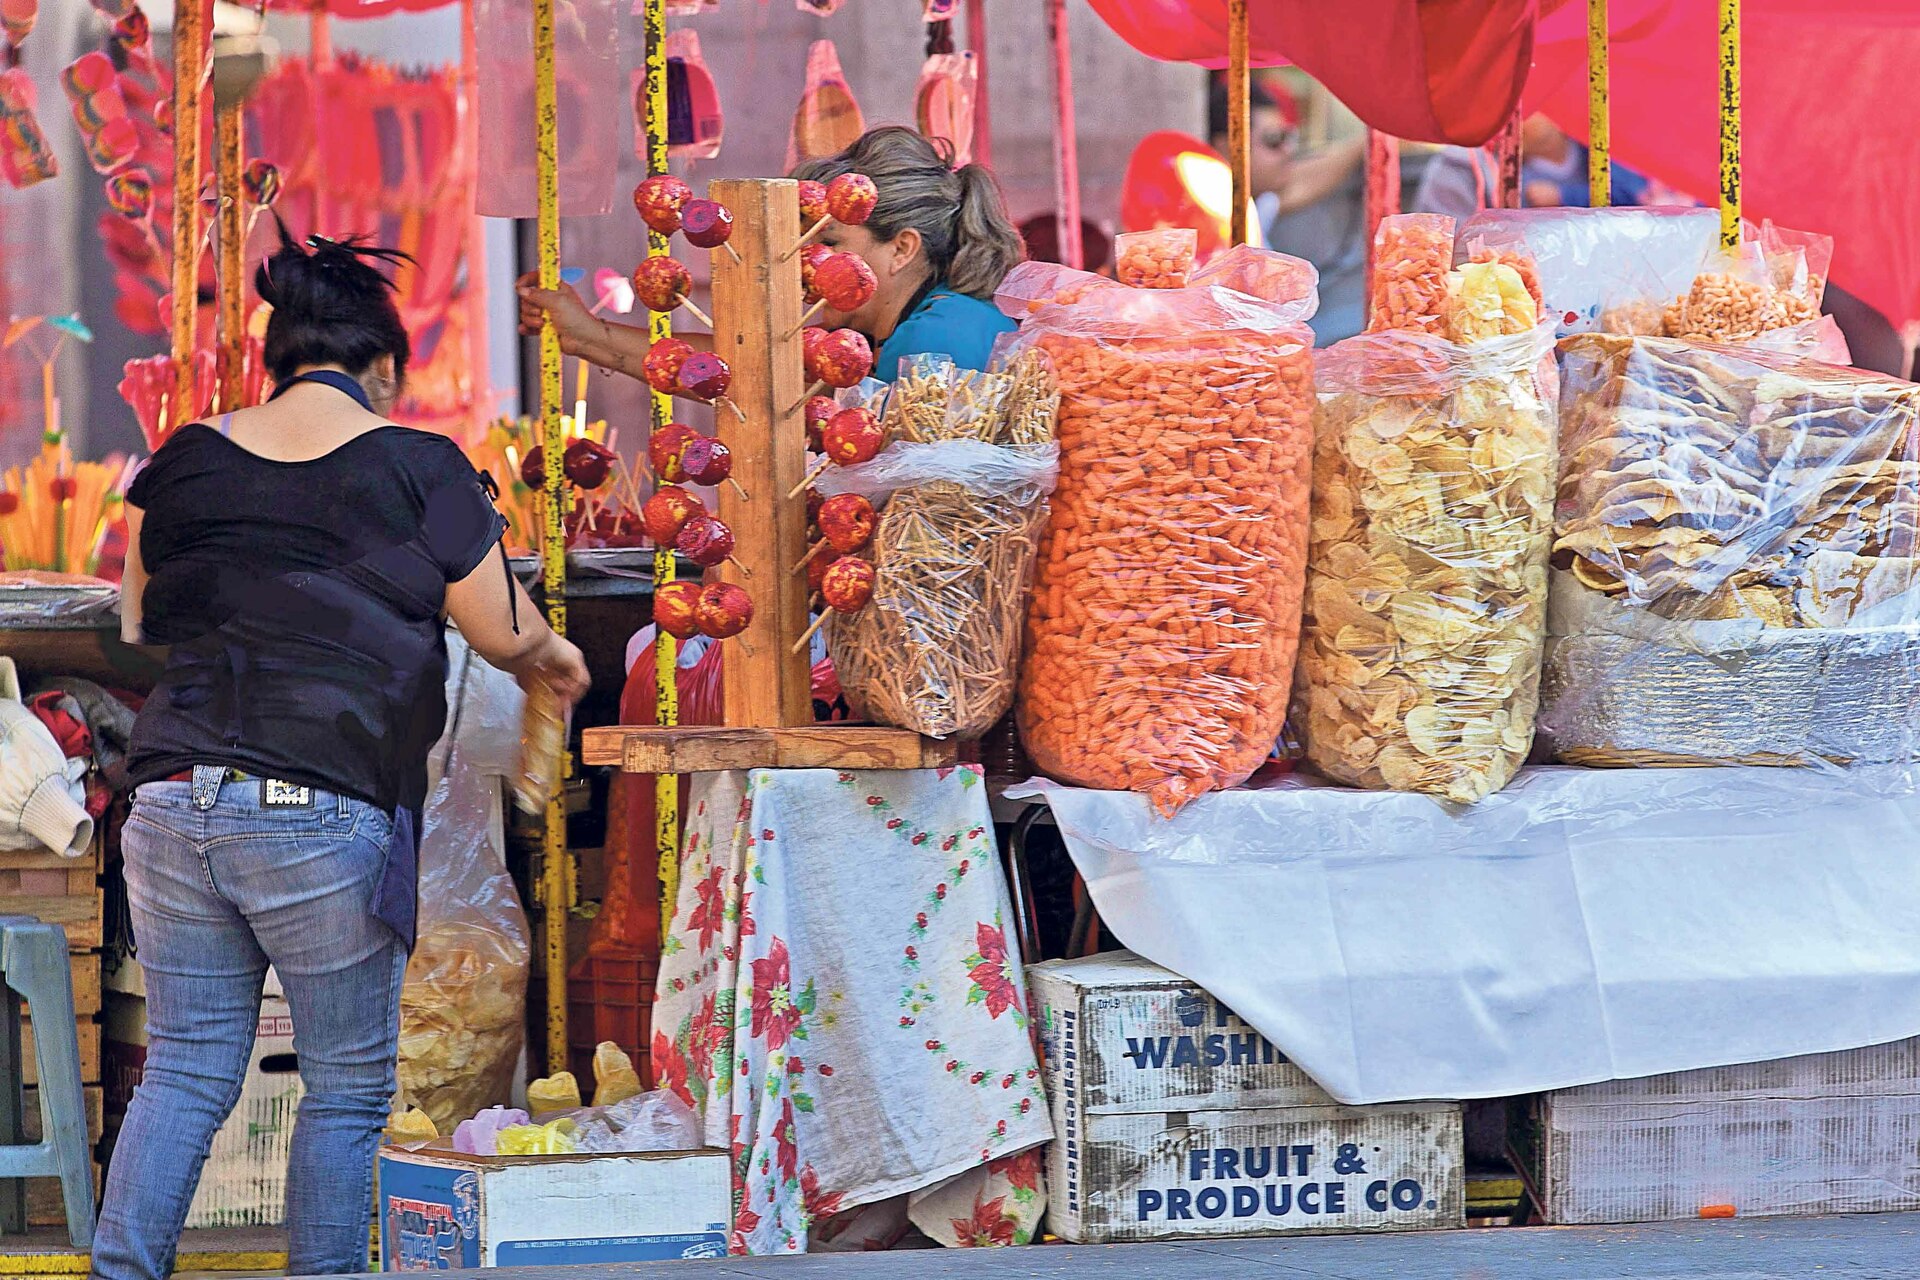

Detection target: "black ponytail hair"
[254, 218, 415, 386]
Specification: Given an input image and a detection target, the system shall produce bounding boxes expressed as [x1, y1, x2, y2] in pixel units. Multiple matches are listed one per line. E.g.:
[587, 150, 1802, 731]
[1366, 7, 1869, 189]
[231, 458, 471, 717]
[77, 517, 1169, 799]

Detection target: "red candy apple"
[821, 556, 877, 612]
[632, 255, 693, 313]
[653, 580, 704, 640]
[675, 513, 736, 567]
[643, 338, 694, 396]
[676, 352, 732, 402]
[633, 175, 692, 236]
[681, 199, 734, 250]
[825, 173, 878, 226]
[648, 423, 699, 482]
[803, 395, 837, 452]
[814, 328, 874, 388]
[799, 243, 833, 304]
[823, 407, 885, 465]
[797, 179, 830, 227]
[641, 485, 704, 545]
[815, 253, 878, 313]
[695, 583, 754, 639]
[816, 493, 875, 553]
[563, 437, 616, 489]
[678, 436, 734, 487]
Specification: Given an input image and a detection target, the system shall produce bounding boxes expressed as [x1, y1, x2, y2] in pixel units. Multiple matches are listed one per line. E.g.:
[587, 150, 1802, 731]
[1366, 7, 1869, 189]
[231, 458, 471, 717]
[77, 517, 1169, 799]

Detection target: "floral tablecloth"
[650, 766, 1053, 1255]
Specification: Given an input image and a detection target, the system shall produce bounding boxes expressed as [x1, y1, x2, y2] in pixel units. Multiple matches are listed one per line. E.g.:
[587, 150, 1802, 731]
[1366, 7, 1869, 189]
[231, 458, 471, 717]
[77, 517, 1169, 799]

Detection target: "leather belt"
[161, 768, 253, 784]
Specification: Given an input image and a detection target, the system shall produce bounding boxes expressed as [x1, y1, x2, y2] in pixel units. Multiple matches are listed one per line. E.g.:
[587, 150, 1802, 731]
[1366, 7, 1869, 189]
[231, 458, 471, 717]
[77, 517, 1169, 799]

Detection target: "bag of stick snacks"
[822, 352, 1060, 740]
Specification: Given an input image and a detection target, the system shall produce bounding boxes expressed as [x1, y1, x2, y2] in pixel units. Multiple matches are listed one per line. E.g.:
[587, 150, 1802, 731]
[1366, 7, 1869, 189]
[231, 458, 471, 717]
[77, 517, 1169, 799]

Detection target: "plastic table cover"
[1010, 765, 1920, 1105]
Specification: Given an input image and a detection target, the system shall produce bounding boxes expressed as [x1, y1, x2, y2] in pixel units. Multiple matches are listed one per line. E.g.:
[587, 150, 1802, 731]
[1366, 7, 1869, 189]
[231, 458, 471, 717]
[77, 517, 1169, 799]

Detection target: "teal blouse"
[873, 285, 1018, 382]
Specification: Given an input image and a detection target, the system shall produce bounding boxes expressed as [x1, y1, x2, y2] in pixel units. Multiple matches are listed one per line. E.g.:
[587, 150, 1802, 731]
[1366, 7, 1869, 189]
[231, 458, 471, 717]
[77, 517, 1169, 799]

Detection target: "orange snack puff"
[1368, 213, 1456, 334]
[1116, 228, 1198, 290]
[999, 246, 1319, 816]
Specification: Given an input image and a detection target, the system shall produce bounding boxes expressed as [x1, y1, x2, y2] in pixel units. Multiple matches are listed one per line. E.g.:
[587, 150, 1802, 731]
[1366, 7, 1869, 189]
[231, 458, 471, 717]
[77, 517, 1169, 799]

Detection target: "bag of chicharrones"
[1542, 333, 1920, 771]
[998, 243, 1320, 816]
[1293, 217, 1558, 803]
[822, 351, 1061, 740]
[1458, 208, 1850, 363]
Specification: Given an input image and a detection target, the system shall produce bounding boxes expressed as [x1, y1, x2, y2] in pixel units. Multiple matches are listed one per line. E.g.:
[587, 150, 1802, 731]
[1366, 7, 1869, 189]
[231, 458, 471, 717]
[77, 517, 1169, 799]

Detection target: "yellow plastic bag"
[495, 1119, 579, 1156]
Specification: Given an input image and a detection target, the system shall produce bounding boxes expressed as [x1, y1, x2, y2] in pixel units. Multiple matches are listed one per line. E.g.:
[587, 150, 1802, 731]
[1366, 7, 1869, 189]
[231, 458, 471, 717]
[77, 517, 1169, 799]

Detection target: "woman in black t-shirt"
[94, 230, 587, 1280]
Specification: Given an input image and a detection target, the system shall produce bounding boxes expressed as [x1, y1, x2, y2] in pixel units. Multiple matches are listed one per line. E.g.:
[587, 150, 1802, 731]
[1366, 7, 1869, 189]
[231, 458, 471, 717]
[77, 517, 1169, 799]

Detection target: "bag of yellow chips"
[1294, 256, 1558, 803]
[398, 637, 531, 1134]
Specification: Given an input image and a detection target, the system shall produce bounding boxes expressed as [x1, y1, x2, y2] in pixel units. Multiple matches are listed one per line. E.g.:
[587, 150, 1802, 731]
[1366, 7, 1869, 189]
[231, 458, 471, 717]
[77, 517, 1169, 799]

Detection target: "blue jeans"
[92, 770, 404, 1280]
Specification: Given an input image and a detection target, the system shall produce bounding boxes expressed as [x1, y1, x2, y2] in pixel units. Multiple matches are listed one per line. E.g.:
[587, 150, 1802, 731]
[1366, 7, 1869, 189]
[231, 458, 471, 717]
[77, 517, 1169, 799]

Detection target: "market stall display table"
[1012, 766, 1920, 1106]
[651, 766, 1051, 1254]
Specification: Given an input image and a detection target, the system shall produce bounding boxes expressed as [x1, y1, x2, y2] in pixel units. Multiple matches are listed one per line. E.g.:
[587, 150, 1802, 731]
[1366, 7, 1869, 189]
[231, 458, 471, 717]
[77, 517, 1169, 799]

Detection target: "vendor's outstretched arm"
[1277, 137, 1366, 218]
[516, 273, 711, 383]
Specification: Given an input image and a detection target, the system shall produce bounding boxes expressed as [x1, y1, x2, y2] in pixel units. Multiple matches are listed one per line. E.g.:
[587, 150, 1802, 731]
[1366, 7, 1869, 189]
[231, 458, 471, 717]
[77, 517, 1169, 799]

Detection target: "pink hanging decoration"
[473, 0, 620, 217]
[665, 28, 722, 162]
[61, 52, 139, 174]
[787, 40, 864, 171]
[915, 50, 976, 167]
[2, 0, 37, 46]
[0, 68, 57, 188]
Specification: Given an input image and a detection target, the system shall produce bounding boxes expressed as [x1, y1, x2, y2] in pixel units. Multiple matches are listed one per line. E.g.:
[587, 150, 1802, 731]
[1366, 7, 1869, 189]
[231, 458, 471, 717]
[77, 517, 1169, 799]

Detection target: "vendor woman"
[518, 126, 1024, 379]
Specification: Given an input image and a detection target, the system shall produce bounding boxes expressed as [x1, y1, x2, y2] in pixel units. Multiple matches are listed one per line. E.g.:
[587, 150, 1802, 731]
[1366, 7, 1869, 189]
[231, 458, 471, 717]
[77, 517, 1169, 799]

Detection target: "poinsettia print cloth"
[650, 767, 1053, 1255]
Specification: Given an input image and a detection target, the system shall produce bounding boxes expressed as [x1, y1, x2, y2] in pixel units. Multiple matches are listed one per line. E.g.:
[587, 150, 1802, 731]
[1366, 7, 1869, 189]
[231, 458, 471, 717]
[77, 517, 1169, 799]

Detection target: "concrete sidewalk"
[349, 1212, 1920, 1279]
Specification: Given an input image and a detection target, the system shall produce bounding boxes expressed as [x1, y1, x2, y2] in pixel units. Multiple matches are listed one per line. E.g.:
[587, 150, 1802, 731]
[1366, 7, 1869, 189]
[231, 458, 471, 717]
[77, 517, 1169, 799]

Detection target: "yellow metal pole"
[1717, 0, 1741, 248]
[171, 0, 207, 421]
[1587, 0, 1610, 209]
[645, 0, 681, 946]
[533, 0, 573, 1074]
[1226, 0, 1250, 246]
[215, 103, 245, 411]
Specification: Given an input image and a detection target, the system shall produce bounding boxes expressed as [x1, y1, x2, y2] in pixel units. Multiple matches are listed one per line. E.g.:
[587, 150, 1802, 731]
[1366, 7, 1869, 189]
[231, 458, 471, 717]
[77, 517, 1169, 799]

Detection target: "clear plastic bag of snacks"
[823, 352, 1059, 740]
[998, 244, 1320, 815]
[1543, 334, 1920, 773]
[1295, 257, 1557, 803]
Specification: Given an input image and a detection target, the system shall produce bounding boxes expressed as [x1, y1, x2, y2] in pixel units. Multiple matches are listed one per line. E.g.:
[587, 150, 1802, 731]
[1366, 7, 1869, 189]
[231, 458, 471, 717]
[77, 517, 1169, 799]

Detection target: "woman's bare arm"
[516, 274, 711, 382]
[120, 504, 146, 646]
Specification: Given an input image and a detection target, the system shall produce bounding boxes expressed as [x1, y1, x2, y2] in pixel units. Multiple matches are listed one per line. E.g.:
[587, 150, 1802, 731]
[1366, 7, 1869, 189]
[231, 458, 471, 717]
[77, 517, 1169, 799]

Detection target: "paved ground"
[335, 1212, 1920, 1279]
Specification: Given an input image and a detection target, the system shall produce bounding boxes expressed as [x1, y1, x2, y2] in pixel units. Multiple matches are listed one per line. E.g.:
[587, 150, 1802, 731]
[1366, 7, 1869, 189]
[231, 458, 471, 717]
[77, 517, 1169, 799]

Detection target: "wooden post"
[641, 0, 681, 940]
[171, 0, 208, 419]
[1587, 0, 1611, 209]
[1046, 0, 1082, 270]
[966, 0, 991, 167]
[1718, 0, 1741, 248]
[214, 103, 245, 411]
[709, 179, 812, 729]
[1494, 109, 1523, 209]
[1226, 0, 1250, 246]
[532, 0, 573, 1075]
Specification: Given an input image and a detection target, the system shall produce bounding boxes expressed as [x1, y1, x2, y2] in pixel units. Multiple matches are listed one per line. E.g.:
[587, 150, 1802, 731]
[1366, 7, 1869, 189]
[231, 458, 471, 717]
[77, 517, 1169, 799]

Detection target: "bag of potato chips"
[1294, 248, 1558, 803]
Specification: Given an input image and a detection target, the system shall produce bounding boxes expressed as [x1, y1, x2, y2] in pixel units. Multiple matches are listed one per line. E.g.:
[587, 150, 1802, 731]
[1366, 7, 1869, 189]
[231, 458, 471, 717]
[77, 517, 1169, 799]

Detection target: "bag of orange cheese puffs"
[997, 243, 1320, 816]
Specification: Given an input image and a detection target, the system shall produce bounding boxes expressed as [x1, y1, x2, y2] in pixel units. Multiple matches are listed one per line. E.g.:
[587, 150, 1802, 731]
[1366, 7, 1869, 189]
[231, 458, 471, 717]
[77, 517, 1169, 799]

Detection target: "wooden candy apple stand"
[581, 178, 955, 776]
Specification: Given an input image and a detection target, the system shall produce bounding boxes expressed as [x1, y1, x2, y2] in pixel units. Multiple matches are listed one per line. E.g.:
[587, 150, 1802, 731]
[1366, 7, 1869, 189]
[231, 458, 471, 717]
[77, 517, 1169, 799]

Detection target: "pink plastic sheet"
[473, 0, 620, 217]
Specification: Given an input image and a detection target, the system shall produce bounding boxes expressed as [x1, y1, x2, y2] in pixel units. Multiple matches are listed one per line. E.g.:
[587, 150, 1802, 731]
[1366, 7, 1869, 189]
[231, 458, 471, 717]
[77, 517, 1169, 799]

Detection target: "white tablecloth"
[1011, 766, 1920, 1105]
[653, 767, 1052, 1254]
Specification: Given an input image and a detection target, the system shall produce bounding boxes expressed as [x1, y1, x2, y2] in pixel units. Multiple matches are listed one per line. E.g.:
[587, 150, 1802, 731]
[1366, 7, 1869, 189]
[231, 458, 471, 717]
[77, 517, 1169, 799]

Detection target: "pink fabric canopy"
[1086, 0, 1539, 146]
[261, 0, 451, 14]
[1527, 0, 1920, 332]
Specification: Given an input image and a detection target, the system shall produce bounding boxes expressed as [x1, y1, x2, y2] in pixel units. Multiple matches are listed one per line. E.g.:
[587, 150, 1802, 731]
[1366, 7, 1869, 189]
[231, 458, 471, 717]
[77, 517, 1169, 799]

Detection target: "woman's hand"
[525, 633, 592, 709]
[516, 272, 597, 357]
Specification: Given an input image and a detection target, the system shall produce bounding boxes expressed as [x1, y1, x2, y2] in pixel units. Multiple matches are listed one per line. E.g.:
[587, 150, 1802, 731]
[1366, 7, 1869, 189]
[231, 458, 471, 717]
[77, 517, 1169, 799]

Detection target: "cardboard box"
[21, 1014, 100, 1086]
[1518, 1036, 1920, 1225]
[1030, 952, 1464, 1243]
[104, 993, 302, 1228]
[378, 1146, 730, 1269]
[103, 954, 281, 1000]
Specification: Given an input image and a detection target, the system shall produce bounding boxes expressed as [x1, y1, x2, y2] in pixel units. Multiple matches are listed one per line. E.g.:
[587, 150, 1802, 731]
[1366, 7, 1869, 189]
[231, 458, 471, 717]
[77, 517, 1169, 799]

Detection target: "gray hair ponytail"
[793, 126, 1025, 301]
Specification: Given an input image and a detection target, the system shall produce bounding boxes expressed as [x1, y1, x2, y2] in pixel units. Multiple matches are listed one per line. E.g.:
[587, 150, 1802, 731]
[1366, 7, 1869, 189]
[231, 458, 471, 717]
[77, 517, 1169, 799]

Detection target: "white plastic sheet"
[1010, 765, 1920, 1105]
[474, 0, 620, 217]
